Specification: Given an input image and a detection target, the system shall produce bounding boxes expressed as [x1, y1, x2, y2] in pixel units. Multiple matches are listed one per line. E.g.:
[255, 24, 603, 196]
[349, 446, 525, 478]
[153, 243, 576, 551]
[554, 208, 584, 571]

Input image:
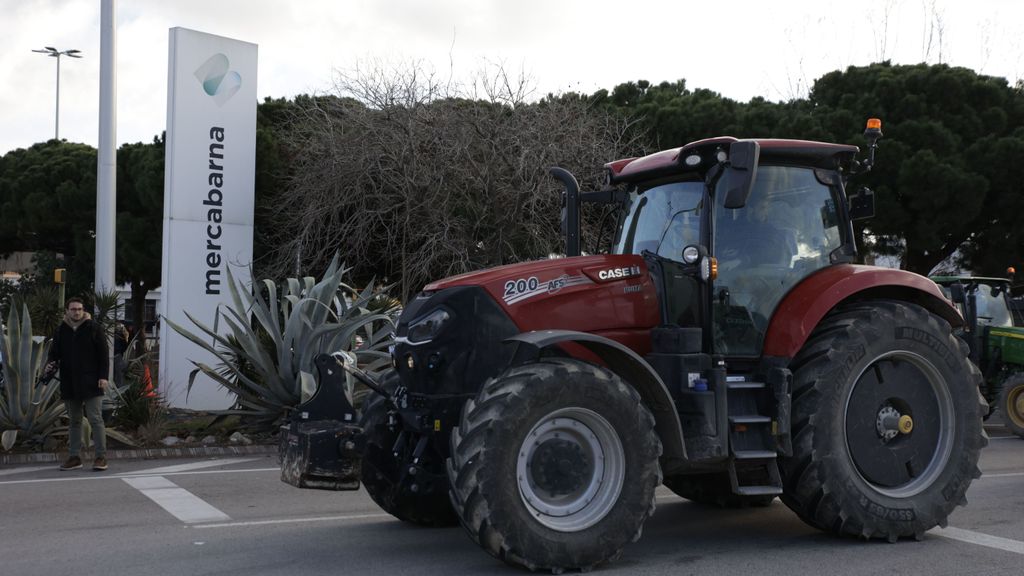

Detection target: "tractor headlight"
[682, 245, 701, 265]
[407, 308, 452, 343]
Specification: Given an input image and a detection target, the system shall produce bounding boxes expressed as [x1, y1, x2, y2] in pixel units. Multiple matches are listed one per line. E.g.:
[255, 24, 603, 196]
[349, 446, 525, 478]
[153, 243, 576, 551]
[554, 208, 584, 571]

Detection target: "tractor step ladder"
[726, 379, 783, 497]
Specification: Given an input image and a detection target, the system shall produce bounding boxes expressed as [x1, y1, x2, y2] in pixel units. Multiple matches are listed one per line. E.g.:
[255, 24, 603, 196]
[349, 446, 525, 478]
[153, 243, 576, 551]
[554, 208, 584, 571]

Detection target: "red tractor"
[281, 120, 987, 572]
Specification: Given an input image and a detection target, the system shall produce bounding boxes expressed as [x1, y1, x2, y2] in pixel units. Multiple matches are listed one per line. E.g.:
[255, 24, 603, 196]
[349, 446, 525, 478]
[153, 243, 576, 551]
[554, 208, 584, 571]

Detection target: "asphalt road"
[0, 429, 1020, 576]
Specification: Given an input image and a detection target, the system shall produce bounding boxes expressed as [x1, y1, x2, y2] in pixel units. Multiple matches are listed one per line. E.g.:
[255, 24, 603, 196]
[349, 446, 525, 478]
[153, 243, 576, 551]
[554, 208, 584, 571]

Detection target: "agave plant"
[0, 304, 64, 450]
[167, 255, 396, 432]
[9, 284, 62, 337]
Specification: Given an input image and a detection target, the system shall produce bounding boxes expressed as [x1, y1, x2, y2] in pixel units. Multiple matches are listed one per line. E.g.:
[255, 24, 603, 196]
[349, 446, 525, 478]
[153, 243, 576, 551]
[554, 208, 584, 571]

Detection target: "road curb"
[0, 443, 278, 466]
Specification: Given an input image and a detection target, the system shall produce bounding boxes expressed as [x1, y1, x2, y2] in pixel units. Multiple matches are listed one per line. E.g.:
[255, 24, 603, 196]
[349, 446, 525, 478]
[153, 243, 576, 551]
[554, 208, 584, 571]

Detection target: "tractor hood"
[423, 254, 661, 337]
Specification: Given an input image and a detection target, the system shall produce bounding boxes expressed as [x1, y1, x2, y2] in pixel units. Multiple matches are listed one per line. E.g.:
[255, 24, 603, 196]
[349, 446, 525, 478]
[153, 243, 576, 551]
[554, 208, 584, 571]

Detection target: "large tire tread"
[448, 358, 662, 573]
[780, 300, 987, 541]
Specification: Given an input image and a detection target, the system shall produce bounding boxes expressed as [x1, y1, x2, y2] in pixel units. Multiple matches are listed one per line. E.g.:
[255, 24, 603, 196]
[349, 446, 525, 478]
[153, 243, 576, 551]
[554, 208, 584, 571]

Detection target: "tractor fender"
[507, 329, 687, 461]
[763, 264, 962, 359]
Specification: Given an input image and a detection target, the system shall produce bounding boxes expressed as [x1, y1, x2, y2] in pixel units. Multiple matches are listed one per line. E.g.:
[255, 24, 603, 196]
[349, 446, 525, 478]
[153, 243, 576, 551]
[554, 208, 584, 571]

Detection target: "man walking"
[47, 297, 109, 471]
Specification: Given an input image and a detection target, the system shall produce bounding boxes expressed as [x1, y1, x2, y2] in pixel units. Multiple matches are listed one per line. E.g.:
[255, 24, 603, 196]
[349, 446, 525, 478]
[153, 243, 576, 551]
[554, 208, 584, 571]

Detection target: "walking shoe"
[92, 456, 108, 471]
[60, 456, 83, 471]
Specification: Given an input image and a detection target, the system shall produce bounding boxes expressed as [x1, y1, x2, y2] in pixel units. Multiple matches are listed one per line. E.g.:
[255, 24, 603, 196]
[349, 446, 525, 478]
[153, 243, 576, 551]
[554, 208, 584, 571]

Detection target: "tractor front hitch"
[279, 353, 366, 491]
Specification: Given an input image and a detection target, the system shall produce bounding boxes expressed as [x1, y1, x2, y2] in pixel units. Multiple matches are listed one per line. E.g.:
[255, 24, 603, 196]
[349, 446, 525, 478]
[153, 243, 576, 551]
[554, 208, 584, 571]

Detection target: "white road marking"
[936, 527, 1024, 555]
[123, 475, 231, 524]
[0, 467, 279, 486]
[0, 465, 53, 477]
[131, 457, 263, 475]
[192, 513, 391, 529]
[979, 472, 1024, 479]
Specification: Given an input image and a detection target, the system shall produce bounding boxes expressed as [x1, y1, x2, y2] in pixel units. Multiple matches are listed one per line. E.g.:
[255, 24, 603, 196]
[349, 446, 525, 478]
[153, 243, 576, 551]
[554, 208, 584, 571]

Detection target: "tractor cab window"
[973, 284, 1014, 328]
[612, 181, 704, 260]
[712, 166, 844, 355]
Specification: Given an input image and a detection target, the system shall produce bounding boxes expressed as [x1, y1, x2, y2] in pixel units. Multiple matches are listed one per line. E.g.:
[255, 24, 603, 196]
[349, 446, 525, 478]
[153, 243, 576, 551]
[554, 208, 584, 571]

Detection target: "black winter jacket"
[48, 318, 109, 400]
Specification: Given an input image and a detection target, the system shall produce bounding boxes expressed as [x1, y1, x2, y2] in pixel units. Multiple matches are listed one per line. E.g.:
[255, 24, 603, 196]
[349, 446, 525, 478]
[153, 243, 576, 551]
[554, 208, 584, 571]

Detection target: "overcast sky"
[1, 0, 1022, 156]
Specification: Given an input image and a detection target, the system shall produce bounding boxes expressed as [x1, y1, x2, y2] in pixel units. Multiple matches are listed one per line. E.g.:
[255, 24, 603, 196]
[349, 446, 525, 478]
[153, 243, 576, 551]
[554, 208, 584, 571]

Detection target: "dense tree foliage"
[116, 136, 164, 342]
[588, 63, 1024, 276]
[809, 63, 1024, 276]
[0, 98, 294, 311]
[0, 140, 98, 297]
[2, 62, 1022, 305]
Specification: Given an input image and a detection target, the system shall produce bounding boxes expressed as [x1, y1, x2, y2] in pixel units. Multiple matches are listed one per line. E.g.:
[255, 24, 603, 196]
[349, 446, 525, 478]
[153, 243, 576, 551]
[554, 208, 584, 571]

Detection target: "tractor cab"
[607, 137, 860, 357]
[931, 273, 1024, 423]
[932, 275, 1016, 331]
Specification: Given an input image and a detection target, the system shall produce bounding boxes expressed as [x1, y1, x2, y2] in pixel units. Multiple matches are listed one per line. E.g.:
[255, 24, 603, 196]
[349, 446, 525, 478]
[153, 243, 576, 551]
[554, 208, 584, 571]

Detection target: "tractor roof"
[606, 138, 860, 184]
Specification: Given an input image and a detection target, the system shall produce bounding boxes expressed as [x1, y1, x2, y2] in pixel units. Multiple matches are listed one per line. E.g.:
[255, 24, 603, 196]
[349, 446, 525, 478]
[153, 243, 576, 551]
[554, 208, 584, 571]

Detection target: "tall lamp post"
[32, 46, 82, 141]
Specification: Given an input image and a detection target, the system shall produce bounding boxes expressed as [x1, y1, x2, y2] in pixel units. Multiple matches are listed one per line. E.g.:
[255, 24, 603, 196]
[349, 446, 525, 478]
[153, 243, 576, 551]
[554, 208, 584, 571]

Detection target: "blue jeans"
[66, 396, 106, 458]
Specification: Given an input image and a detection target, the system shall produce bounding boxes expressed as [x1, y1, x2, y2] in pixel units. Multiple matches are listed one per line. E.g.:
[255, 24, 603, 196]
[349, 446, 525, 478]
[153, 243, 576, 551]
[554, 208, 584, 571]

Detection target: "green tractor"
[931, 272, 1024, 438]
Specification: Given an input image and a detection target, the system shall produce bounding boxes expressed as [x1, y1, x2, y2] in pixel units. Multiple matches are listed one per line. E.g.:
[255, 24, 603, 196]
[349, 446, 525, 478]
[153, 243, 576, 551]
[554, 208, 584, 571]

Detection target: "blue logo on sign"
[194, 53, 241, 106]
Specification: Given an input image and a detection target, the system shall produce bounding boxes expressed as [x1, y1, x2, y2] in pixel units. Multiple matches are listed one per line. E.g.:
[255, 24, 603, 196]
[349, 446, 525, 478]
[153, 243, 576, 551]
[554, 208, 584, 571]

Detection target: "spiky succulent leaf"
[0, 305, 65, 445]
[168, 253, 396, 432]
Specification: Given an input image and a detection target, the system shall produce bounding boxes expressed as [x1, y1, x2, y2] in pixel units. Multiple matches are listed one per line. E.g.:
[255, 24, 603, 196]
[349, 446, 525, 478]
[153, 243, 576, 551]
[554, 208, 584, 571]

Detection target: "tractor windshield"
[974, 283, 1014, 328]
[612, 181, 704, 260]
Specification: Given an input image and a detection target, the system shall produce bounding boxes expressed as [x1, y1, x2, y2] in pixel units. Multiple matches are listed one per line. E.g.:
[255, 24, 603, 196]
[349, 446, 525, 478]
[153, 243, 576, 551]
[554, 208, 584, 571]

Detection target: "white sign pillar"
[160, 28, 257, 409]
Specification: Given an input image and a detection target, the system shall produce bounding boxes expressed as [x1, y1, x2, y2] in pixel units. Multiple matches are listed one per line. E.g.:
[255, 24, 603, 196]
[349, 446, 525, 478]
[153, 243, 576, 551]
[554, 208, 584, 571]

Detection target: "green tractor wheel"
[1000, 375, 1024, 439]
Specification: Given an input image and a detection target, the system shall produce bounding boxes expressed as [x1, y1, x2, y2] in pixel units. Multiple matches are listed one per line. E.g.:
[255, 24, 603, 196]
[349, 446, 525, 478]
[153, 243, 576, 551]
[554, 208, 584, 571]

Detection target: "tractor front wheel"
[447, 358, 662, 573]
[780, 300, 987, 541]
[999, 374, 1024, 439]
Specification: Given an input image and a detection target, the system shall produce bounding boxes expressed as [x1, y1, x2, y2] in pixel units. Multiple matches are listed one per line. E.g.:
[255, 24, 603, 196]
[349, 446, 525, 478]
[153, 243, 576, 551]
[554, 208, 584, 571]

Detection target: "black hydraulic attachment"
[279, 353, 365, 491]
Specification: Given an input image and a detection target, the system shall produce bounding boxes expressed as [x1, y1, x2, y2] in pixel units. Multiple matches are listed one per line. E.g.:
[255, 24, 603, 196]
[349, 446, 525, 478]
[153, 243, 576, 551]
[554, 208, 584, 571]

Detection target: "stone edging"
[0, 443, 278, 466]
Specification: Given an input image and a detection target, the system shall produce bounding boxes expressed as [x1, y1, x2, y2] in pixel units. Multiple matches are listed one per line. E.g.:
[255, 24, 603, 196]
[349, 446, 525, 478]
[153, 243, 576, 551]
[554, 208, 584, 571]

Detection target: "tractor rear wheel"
[664, 473, 775, 508]
[780, 300, 987, 541]
[999, 374, 1024, 439]
[447, 358, 662, 573]
[359, 372, 457, 527]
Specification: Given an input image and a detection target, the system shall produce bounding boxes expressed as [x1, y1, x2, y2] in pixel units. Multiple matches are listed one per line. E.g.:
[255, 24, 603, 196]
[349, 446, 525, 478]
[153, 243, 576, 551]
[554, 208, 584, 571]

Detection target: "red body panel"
[426, 255, 660, 353]
[763, 264, 961, 358]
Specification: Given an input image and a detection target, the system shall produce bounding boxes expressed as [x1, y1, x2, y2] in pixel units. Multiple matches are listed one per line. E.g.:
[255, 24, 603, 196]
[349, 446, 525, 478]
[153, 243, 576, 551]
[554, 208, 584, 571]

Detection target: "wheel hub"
[530, 438, 591, 496]
[845, 352, 953, 498]
[516, 408, 625, 533]
[875, 405, 915, 442]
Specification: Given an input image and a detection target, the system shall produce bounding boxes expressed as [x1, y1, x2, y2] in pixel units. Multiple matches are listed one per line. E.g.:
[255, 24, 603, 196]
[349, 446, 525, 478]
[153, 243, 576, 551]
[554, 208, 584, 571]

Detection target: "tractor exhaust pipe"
[550, 167, 581, 257]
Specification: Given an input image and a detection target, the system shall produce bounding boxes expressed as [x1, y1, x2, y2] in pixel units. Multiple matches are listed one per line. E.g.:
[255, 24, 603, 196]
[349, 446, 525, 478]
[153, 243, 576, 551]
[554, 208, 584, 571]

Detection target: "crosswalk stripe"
[130, 457, 263, 475]
[123, 475, 231, 524]
[935, 527, 1024, 556]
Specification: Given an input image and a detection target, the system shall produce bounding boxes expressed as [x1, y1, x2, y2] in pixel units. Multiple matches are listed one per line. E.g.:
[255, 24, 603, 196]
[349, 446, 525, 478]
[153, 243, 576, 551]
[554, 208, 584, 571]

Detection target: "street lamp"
[32, 46, 82, 141]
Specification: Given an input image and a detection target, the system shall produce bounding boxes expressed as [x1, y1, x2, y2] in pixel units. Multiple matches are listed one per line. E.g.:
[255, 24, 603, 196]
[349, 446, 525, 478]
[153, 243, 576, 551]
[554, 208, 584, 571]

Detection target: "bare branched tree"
[263, 61, 645, 301]
[921, 0, 947, 64]
[871, 0, 900, 62]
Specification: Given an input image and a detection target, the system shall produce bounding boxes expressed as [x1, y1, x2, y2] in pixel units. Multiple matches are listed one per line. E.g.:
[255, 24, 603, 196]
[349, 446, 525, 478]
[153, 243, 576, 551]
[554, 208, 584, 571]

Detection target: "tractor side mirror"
[721, 141, 760, 209]
[848, 187, 875, 220]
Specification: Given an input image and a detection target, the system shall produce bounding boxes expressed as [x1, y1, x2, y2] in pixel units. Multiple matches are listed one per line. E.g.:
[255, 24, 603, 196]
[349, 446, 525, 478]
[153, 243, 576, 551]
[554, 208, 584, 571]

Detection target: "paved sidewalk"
[0, 442, 277, 466]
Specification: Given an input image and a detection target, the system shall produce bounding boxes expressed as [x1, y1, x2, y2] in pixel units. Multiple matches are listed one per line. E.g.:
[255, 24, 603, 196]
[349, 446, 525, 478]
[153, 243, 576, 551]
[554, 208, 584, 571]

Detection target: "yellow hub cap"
[898, 415, 914, 434]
